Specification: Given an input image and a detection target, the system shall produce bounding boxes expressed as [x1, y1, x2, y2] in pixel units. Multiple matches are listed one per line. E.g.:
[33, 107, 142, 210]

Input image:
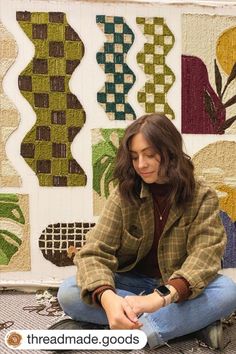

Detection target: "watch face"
[157, 285, 170, 296]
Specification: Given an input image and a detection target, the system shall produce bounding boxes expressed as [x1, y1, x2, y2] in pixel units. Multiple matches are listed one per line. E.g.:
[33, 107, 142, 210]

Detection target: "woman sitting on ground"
[54, 113, 236, 350]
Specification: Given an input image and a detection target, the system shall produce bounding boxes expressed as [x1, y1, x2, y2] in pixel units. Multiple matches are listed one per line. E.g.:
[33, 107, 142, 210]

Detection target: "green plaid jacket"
[76, 179, 226, 305]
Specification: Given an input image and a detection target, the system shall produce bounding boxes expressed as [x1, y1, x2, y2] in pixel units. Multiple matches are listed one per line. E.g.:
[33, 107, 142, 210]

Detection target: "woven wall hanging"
[39, 222, 95, 266]
[182, 14, 236, 134]
[0, 23, 21, 187]
[96, 15, 136, 120]
[17, 12, 87, 186]
[92, 128, 124, 215]
[193, 141, 236, 268]
[0, 193, 30, 271]
[136, 17, 175, 119]
[220, 211, 236, 268]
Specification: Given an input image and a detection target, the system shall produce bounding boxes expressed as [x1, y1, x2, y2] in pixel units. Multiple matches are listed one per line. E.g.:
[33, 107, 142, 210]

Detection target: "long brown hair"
[113, 113, 195, 206]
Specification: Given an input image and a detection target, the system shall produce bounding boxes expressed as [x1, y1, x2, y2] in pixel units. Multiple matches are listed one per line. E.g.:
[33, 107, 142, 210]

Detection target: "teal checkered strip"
[96, 15, 136, 120]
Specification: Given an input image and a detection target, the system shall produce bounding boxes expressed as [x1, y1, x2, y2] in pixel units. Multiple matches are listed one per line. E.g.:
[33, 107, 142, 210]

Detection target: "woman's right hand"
[100, 290, 143, 329]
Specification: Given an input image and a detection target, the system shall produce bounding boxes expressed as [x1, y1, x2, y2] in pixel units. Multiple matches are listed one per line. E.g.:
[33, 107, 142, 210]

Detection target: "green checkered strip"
[39, 222, 95, 266]
[17, 11, 86, 186]
[96, 15, 136, 120]
[137, 17, 175, 119]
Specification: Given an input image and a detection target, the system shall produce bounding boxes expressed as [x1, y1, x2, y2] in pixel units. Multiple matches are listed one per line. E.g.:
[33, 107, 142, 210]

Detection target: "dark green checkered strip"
[17, 11, 86, 186]
[137, 17, 175, 119]
[96, 15, 136, 120]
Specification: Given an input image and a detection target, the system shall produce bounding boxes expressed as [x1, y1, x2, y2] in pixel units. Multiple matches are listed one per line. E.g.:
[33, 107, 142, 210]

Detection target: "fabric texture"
[17, 11, 86, 186]
[92, 128, 124, 215]
[96, 15, 136, 120]
[182, 14, 236, 134]
[192, 140, 236, 268]
[0, 23, 21, 187]
[0, 194, 30, 271]
[132, 182, 171, 278]
[136, 17, 175, 119]
[75, 179, 226, 305]
[39, 221, 95, 266]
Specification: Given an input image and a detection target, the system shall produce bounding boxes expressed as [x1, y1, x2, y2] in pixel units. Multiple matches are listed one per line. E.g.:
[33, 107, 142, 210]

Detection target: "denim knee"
[57, 283, 71, 309]
[57, 276, 81, 312]
[221, 276, 236, 309]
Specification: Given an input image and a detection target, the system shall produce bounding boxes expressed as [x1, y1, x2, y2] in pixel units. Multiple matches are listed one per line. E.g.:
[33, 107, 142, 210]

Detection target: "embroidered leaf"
[0, 194, 19, 203]
[222, 62, 236, 98]
[0, 230, 22, 265]
[204, 90, 218, 125]
[0, 202, 25, 224]
[93, 129, 124, 198]
[93, 141, 116, 165]
[214, 59, 222, 98]
[93, 157, 112, 196]
[226, 62, 236, 86]
[223, 95, 236, 108]
[218, 115, 236, 133]
[0, 229, 22, 245]
[104, 160, 117, 198]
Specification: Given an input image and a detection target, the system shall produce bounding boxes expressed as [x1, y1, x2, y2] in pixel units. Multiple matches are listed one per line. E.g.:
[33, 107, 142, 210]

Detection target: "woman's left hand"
[125, 293, 164, 315]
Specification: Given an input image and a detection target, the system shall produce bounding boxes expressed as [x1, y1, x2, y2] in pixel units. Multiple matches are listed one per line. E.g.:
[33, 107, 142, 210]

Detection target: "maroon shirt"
[133, 183, 172, 277]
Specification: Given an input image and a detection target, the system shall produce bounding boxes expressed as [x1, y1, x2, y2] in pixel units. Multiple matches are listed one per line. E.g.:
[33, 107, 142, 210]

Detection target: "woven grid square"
[39, 222, 95, 266]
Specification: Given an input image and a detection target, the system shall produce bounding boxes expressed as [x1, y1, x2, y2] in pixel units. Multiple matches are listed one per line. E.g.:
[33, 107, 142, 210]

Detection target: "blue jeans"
[58, 272, 236, 348]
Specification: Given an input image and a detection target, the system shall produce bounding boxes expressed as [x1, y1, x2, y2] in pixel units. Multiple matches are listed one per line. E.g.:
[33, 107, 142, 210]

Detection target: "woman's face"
[129, 132, 162, 184]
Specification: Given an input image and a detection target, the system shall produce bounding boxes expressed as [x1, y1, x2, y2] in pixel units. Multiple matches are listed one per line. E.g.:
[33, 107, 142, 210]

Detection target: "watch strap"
[166, 284, 179, 303]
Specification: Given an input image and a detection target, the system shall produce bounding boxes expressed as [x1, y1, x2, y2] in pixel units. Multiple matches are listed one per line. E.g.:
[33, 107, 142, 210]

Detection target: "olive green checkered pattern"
[137, 17, 175, 119]
[17, 12, 86, 186]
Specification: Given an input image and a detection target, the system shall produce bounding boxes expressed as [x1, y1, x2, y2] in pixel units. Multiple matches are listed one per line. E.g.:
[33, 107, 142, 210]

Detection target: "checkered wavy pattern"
[137, 17, 175, 119]
[39, 222, 95, 266]
[17, 12, 86, 186]
[0, 23, 21, 187]
[96, 15, 136, 120]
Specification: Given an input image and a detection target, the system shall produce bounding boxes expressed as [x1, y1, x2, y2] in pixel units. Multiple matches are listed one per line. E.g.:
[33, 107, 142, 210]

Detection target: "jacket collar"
[140, 182, 151, 199]
[140, 182, 185, 232]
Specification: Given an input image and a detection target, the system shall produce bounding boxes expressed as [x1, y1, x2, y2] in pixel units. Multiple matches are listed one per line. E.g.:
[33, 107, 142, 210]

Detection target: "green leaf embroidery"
[0, 202, 25, 224]
[0, 194, 19, 203]
[93, 129, 124, 198]
[0, 230, 22, 265]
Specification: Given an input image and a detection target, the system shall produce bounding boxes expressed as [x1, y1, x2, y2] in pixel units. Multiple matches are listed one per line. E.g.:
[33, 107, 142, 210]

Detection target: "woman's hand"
[100, 290, 143, 329]
[124, 292, 165, 315]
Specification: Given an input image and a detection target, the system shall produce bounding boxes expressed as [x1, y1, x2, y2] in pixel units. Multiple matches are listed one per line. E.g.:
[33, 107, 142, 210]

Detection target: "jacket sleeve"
[169, 186, 226, 299]
[74, 188, 122, 305]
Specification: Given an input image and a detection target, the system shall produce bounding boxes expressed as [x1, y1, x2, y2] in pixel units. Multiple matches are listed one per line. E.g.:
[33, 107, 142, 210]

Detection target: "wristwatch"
[154, 285, 171, 306]
[166, 284, 179, 303]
